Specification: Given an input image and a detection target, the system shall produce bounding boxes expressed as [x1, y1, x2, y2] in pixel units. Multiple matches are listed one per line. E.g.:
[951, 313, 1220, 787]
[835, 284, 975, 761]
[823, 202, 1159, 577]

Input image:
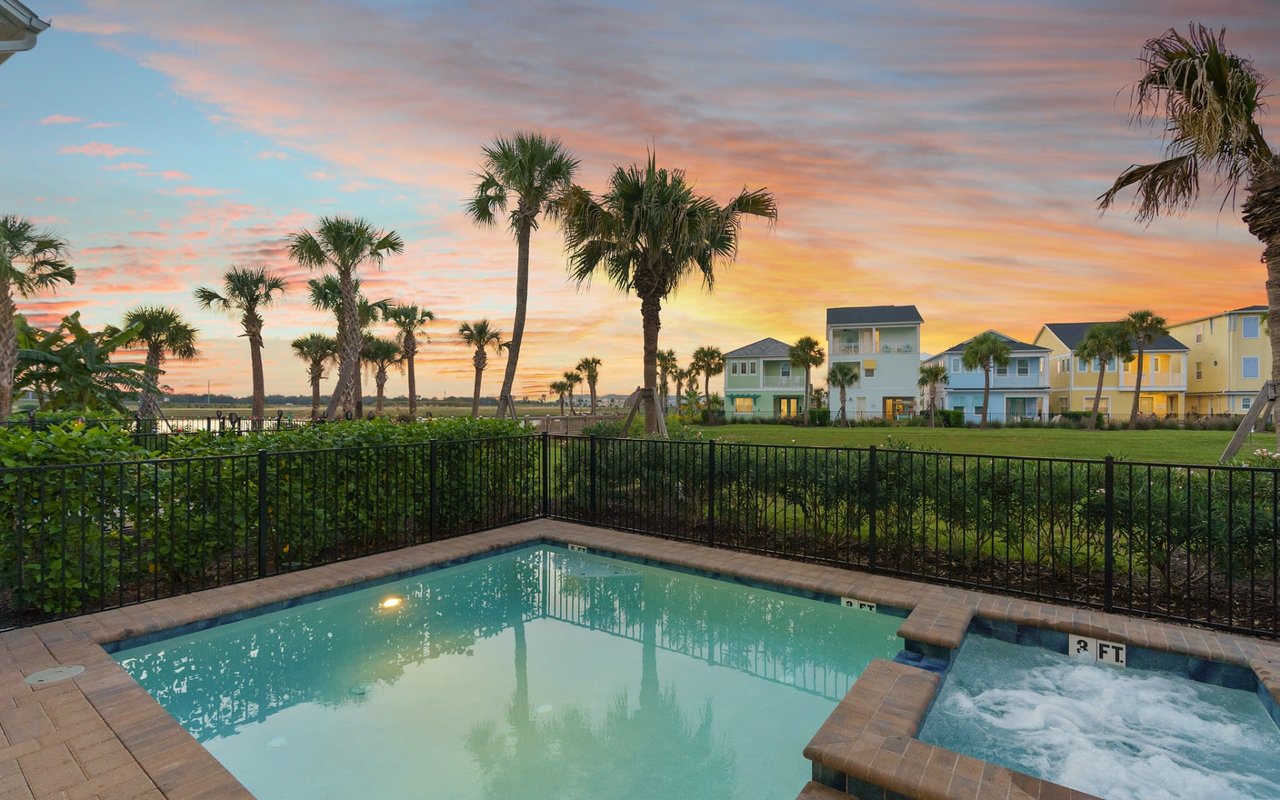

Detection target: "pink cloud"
[101, 161, 149, 171]
[256, 150, 290, 160]
[163, 186, 227, 197]
[58, 142, 148, 158]
[86, 121, 124, 129]
[307, 170, 333, 181]
[40, 114, 84, 125]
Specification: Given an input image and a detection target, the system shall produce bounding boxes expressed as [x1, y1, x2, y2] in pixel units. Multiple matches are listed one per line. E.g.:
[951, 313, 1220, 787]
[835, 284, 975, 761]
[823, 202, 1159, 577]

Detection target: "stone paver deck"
[3, 519, 1279, 799]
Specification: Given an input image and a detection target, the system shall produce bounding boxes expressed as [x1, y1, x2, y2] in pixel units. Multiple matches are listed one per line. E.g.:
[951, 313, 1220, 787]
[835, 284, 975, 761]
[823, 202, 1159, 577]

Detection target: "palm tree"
[672, 365, 691, 417]
[288, 216, 404, 418]
[562, 155, 776, 434]
[458, 320, 506, 416]
[917, 363, 949, 428]
[361, 334, 403, 415]
[0, 216, 73, 420]
[1099, 24, 1277, 438]
[384, 303, 434, 417]
[961, 332, 1011, 429]
[691, 346, 726, 410]
[827, 362, 858, 427]
[788, 336, 825, 422]
[121, 306, 199, 418]
[562, 370, 583, 415]
[1075, 322, 1134, 429]
[576, 356, 602, 414]
[1121, 310, 1169, 427]
[549, 380, 570, 415]
[466, 132, 579, 420]
[307, 275, 391, 417]
[194, 266, 287, 424]
[656, 349, 677, 410]
[290, 333, 337, 418]
[16, 312, 149, 414]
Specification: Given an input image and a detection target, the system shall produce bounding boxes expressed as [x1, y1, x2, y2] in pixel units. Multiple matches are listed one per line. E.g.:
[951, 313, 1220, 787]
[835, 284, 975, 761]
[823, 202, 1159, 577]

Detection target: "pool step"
[795, 781, 849, 800]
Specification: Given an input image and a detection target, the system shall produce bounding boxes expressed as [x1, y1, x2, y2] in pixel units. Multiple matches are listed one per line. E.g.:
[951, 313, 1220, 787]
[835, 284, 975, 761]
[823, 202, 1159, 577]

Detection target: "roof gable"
[826, 304, 923, 326]
[1043, 322, 1188, 352]
[724, 337, 792, 359]
[939, 329, 1049, 355]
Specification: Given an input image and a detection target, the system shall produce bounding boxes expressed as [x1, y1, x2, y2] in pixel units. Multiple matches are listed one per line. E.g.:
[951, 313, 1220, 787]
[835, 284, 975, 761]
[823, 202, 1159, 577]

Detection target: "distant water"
[920, 635, 1280, 800]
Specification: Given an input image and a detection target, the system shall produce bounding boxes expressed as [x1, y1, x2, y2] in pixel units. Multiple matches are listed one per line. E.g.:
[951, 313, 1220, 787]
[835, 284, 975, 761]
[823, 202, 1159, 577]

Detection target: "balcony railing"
[834, 343, 916, 356]
[762, 375, 806, 389]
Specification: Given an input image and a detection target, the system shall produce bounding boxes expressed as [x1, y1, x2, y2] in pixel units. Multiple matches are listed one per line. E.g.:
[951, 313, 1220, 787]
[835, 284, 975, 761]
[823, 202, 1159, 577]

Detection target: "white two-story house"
[826, 305, 923, 420]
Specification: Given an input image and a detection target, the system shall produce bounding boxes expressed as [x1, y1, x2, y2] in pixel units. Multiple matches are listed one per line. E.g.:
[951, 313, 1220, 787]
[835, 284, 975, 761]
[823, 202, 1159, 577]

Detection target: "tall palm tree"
[308, 275, 391, 417]
[1099, 24, 1277, 437]
[917, 363, 949, 428]
[562, 370, 583, 415]
[562, 155, 776, 434]
[121, 306, 199, 418]
[361, 334, 403, 415]
[788, 336, 825, 422]
[1122, 310, 1169, 427]
[656, 349, 677, 410]
[576, 356, 602, 414]
[549, 380, 570, 415]
[0, 216, 73, 420]
[458, 320, 505, 417]
[194, 266, 287, 424]
[466, 132, 579, 420]
[1075, 322, 1134, 429]
[384, 303, 434, 417]
[288, 216, 404, 418]
[691, 346, 726, 410]
[672, 365, 691, 417]
[827, 362, 858, 427]
[290, 333, 337, 418]
[961, 332, 1011, 429]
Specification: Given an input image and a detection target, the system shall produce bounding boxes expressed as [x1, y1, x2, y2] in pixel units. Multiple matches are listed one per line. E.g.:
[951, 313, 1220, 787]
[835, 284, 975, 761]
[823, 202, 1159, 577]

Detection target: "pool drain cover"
[25, 665, 85, 685]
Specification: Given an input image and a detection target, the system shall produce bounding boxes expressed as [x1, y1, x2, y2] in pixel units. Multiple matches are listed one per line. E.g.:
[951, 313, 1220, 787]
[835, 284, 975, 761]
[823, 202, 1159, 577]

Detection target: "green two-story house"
[723, 337, 806, 421]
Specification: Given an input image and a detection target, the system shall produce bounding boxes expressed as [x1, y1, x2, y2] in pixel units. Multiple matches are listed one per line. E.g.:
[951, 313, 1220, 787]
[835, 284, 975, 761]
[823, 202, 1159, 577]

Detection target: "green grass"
[159, 403, 616, 420]
[688, 423, 1274, 465]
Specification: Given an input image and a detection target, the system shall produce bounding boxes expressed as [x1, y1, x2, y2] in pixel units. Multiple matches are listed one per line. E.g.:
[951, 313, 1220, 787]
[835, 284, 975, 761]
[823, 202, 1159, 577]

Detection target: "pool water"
[114, 546, 901, 800]
[919, 635, 1280, 800]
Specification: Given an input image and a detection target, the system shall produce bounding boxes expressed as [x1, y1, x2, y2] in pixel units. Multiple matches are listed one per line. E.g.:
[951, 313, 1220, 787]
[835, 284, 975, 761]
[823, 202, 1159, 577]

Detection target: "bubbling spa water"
[919, 635, 1280, 800]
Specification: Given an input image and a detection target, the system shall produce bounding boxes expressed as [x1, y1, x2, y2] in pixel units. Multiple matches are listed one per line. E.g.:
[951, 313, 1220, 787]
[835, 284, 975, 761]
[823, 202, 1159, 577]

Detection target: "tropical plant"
[691, 346, 726, 410]
[549, 380, 570, 415]
[383, 303, 434, 417]
[290, 333, 338, 418]
[1121, 310, 1169, 427]
[562, 370, 583, 415]
[656, 349, 677, 410]
[120, 306, 199, 418]
[1074, 322, 1134, 429]
[674, 365, 695, 417]
[0, 215, 73, 420]
[827, 362, 858, 426]
[288, 216, 404, 418]
[15, 313, 150, 413]
[194, 266, 287, 424]
[308, 275, 392, 417]
[466, 132, 579, 420]
[789, 336, 825, 422]
[917, 363, 949, 428]
[575, 357, 602, 414]
[361, 334, 403, 415]
[1098, 24, 1277, 438]
[458, 320, 506, 416]
[961, 332, 1011, 429]
[562, 155, 776, 434]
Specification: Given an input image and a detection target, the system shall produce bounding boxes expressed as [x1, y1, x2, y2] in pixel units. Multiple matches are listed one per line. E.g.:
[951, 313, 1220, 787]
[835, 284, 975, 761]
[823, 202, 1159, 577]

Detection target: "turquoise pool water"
[114, 546, 901, 800]
[919, 635, 1280, 800]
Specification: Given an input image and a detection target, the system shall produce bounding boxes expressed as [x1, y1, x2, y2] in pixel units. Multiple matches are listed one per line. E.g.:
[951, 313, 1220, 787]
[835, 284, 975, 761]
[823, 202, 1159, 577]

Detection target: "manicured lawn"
[689, 423, 1274, 465]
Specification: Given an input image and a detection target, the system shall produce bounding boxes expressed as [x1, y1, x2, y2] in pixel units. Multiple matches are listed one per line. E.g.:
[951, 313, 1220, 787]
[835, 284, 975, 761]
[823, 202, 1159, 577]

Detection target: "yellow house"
[1033, 322, 1189, 421]
[1169, 304, 1270, 416]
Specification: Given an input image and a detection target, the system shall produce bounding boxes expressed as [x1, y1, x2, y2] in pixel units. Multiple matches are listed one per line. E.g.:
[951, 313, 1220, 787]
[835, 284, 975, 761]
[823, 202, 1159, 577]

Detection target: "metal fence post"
[1103, 455, 1115, 612]
[868, 445, 878, 571]
[257, 449, 269, 578]
[429, 439, 439, 540]
[541, 431, 550, 518]
[27, 410, 36, 431]
[707, 439, 717, 547]
[589, 435, 598, 525]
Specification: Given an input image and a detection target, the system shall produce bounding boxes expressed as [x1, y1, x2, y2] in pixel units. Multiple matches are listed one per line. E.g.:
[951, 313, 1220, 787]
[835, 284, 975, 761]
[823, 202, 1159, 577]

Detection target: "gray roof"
[939, 330, 1049, 356]
[724, 337, 792, 359]
[1229, 304, 1267, 314]
[1043, 322, 1187, 352]
[827, 304, 923, 326]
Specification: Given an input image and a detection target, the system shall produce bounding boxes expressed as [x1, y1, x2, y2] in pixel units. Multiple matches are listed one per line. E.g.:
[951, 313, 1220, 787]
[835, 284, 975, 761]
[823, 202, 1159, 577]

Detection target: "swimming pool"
[919, 634, 1280, 800]
[113, 545, 902, 800]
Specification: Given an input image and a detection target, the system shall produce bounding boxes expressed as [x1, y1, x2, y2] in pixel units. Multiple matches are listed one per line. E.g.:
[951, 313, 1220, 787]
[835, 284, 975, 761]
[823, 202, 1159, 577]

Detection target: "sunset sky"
[4, 0, 1276, 400]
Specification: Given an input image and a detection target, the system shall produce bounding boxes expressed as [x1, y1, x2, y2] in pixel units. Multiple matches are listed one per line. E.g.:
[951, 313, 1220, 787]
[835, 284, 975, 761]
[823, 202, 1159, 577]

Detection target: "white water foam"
[919, 636, 1280, 800]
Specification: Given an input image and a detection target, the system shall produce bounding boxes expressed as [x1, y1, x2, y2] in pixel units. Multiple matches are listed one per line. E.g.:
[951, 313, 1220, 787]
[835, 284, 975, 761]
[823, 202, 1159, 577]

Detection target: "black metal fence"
[5, 432, 1279, 638]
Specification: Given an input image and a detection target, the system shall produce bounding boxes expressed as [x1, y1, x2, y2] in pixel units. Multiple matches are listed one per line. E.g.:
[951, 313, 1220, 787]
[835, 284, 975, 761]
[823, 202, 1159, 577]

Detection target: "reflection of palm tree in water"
[466, 575, 734, 800]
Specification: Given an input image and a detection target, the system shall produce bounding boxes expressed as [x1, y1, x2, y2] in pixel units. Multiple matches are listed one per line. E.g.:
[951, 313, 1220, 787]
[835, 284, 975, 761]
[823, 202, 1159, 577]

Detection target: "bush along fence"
[4, 430, 1280, 638]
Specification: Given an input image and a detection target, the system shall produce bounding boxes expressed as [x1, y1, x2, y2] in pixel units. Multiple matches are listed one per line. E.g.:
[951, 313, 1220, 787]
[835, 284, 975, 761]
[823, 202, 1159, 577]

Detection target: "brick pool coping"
[1, 519, 1278, 800]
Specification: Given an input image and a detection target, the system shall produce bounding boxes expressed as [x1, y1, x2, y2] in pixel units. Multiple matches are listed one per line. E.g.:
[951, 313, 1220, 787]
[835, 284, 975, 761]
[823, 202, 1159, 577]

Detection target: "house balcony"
[834, 343, 917, 356]
[762, 375, 806, 389]
[1116, 371, 1186, 389]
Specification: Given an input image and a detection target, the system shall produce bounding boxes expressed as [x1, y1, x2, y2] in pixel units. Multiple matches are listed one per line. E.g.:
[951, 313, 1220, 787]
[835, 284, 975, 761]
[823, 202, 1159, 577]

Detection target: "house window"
[780, 363, 791, 378]
[865, 365, 876, 378]
[975, 405, 984, 417]
[1195, 361, 1203, 380]
[1058, 397, 1068, 412]
[1244, 356, 1261, 379]
[730, 362, 738, 375]
[1195, 324, 1204, 343]
[734, 397, 753, 413]
[1077, 358, 1089, 372]
[952, 357, 962, 372]
[996, 364, 1008, 376]
[1151, 357, 1160, 373]
[1243, 316, 1261, 339]
[1017, 359, 1030, 376]
[1057, 359, 1069, 374]
[749, 361, 757, 375]
[1243, 397, 1254, 411]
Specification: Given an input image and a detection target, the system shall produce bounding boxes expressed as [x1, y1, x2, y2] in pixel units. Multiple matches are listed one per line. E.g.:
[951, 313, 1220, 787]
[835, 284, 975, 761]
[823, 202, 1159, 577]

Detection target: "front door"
[778, 397, 799, 418]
